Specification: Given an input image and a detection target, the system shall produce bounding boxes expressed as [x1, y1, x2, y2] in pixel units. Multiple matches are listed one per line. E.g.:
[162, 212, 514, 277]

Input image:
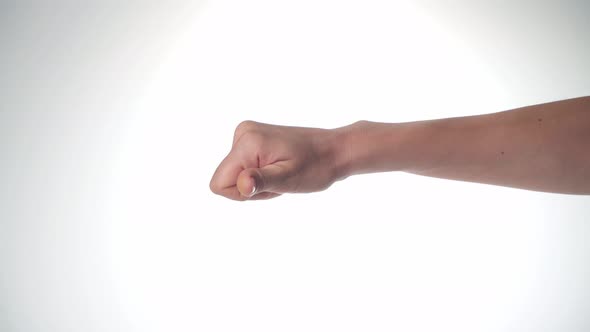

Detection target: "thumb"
[237, 164, 287, 197]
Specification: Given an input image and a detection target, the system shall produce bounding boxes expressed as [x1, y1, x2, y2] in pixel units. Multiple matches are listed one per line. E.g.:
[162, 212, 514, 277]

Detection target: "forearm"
[333, 96, 590, 194]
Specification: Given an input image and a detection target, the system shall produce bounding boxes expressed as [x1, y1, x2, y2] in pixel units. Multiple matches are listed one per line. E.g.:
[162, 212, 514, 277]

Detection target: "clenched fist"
[209, 121, 349, 201]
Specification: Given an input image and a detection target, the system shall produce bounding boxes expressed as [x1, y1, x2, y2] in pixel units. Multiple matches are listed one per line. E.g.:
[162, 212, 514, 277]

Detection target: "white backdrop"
[1, 1, 589, 331]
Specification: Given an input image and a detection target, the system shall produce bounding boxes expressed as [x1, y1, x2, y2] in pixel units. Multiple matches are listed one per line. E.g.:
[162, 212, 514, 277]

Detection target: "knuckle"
[234, 120, 263, 145]
[235, 120, 258, 136]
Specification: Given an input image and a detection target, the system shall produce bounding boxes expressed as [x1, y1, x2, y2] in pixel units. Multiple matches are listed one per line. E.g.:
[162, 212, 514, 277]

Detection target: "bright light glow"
[101, 1, 589, 331]
[2, 1, 589, 332]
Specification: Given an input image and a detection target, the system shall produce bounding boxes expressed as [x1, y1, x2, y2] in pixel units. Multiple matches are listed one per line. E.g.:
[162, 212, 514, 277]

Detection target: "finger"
[210, 152, 244, 199]
[215, 185, 248, 201]
[236, 171, 257, 197]
[236, 163, 289, 197]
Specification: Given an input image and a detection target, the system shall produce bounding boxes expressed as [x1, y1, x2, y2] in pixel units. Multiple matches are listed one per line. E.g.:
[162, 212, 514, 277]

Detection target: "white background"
[1, 1, 589, 331]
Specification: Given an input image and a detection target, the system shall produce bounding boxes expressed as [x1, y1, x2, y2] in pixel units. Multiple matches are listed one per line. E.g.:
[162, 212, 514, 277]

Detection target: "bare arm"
[339, 96, 590, 194]
[210, 96, 590, 200]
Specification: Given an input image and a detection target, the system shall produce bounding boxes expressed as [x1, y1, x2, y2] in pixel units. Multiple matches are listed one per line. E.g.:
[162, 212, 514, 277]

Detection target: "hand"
[210, 121, 345, 201]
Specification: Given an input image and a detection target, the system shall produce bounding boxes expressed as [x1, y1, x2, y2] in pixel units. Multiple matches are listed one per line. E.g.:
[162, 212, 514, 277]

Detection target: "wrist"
[330, 120, 413, 179]
[329, 121, 371, 180]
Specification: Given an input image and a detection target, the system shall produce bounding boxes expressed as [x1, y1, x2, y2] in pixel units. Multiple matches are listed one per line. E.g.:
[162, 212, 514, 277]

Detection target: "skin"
[210, 96, 590, 200]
